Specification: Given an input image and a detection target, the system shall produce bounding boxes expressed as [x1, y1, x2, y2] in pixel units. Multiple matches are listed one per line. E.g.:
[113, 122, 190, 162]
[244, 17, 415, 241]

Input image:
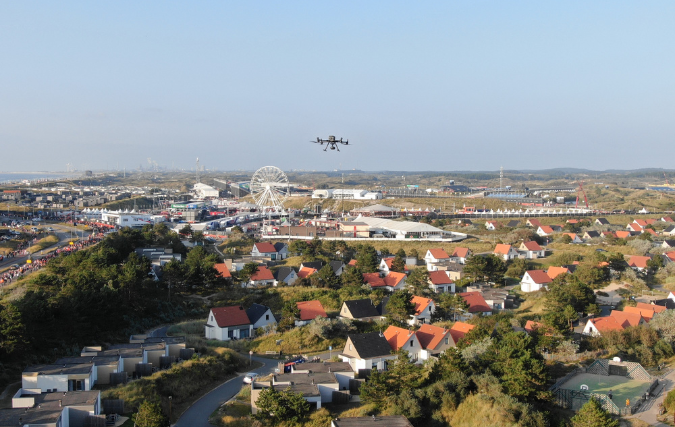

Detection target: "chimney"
[59, 400, 62, 407]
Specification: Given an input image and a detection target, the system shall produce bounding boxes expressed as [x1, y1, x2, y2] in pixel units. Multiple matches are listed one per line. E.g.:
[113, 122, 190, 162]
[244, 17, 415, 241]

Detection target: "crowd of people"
[0, 229, 106, 287]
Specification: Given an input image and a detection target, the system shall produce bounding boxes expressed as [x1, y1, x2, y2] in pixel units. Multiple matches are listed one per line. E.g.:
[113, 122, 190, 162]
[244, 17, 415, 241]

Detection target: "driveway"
[173, 355, 276, 427]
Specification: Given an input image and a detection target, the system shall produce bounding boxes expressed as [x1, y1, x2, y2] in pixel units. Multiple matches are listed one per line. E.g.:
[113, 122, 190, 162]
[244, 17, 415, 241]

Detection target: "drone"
[312, 135, 349, 151]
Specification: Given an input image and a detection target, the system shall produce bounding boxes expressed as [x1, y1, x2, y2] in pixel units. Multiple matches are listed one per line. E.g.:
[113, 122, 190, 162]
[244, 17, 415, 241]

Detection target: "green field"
[560, 373, 651, 408]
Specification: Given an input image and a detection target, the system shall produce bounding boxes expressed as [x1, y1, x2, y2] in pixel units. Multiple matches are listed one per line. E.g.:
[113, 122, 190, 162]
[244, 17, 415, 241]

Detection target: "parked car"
[243, 372, 259, 384]
[9, 264, 20, 270]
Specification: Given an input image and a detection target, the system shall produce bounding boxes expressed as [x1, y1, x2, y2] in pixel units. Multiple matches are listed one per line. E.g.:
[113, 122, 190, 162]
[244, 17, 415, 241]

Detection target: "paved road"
[629, 369, 675, 426]
[173, 355, 276, 427]
[0, 223, 90, 270]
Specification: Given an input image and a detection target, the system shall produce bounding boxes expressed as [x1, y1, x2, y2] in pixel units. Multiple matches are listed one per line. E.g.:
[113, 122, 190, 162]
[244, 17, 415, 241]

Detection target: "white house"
[273, 267, 298, 286]
[424, 248, 450, 271]
[251, 242, 286, 260]
[246, 303, 276, 333]
[493, 244, 519, 261]
[205, 306, 253, 340]
[409, 296, 436, 325]
[22, 364, 94, 393]
[428, 270, 455, 293]
[449, 247, 471, 264]
[340, 333, 397, 372]
[247, 266, 276, 287]
[384, 326, 423, 362]
[520, 270, 553, 293]
[518, 241, 545, 259]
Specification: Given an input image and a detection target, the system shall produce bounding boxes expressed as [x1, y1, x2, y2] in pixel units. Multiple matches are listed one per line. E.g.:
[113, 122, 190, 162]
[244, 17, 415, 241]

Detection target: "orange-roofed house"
[347, 259, 358, 267]
[383, 271, 407, 291]
[450, 247, 471, 264]
[582, 316, 626, 336]
[626, 223, 643, 233]
[547, 266, 570, 280]
[458, 292, 492, 319]
[494, 244, 519, 261]
[663, 252, 675, 264]
[428, 270, 455, 293]
[297, 266, 318, 279]
[520, 270, 553, 293]
[424, 248, 450, 270]
[247, 266, 276, 287]
[519, 241, 545, 259]
[383, 325, 423, 362]
[562, 233, 583, 244]
[205, 306, 253, 340]
[627, 256, 652, 272]
[644, 228, 658, 237]
[409, 296, 436, 325]
[523, 320, 554, 336]
[610, 310, 646, 328]
[295, 300, 328, 326]
[634, 219, 649, 228]
[615, 230, 632, 239]
[661, 216, 674, 223]
[449, 322, 475, 343]
[602, 231, 616, 238]
[214, 263, 232, 279]
[416, 324, 455, 359]
[537, 226, 555, 237]
[624, 304, 666, 322]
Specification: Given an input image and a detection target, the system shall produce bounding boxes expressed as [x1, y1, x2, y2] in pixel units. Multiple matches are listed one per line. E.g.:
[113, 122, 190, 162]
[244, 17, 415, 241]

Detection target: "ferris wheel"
[250, 166, 289, 211]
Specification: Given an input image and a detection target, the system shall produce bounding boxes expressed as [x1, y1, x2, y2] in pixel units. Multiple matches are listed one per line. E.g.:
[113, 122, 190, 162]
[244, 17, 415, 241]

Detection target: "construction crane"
[575, 181, 589, 208]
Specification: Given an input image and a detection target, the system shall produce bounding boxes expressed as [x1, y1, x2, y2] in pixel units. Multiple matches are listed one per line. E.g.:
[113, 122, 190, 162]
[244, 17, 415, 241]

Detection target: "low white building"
[101, 210, 163, 228]
[193, 183, 220, 199]
[312, 189, 382, 200]
[520, 270, 553, 293]
[205, 306, 253, 340]
[340, 333, 397, 372]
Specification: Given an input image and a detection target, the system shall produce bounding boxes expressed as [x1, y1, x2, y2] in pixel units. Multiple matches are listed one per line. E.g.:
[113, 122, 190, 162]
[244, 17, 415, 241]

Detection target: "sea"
[0, 172, 76, 184]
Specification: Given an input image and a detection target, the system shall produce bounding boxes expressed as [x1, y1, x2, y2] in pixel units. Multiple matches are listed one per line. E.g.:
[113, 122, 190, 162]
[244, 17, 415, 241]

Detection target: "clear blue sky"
[1, 2, 674, 172]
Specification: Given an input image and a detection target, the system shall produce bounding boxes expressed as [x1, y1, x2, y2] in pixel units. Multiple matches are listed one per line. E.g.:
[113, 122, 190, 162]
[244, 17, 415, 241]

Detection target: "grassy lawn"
[28, 234, 59, 254]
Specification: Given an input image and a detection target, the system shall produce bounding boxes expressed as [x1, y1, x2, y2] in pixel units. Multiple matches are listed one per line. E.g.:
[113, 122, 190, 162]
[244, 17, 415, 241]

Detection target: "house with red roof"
[247, 266, 276, 287]
[295, 300, 328, 326]
[213, 263, 232, 279]
[493, 244, 519, 261]
[663, 251, 675, 264]
[449, 247, 471, 264]
[448, 322, 475, 343]
[518, 241, 545, 259]
[524, 320, 549, 335]
[520, 270, 553, 293]
[644, 228, 658, 237]
[409, 296, 435, 325]
[428, 270, 455, 293]
[615, 230, 632, 239]
[363, 273, 386, 289]
[582, 309, 647, 336]
[378, 257, 409, 274]
[205, 306, 253, 341]
[661, 216, 674, 223]
[485, 221, 501, 231]
[424, 248, 450, 270]
[251, 242, 288, 260]
[416, 324, 455, 360]
[383, 326, 423, 362]
[526, 218, 542, 228]
[458, 292, 492, 319]
[627, 255, 652, 272]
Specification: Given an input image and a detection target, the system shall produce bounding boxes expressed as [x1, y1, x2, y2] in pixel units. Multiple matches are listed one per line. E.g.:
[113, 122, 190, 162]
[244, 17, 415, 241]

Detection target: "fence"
[84, 415, 106, 427]
[109, 372, 128, 386]
[552, 388, 621, 414]
[102, 399, 125, 415]
[550, 368, 584, 391]
[332, 390, 351, 404]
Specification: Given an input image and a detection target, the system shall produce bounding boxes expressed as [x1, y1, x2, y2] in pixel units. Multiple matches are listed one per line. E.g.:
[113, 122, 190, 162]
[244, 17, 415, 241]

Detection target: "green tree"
[340, 266, 364, 288]
[385, 290, 416, 326]
[560, 234, 573, 244]
[0, 304, 26, 360]
[132, 401, 167, 427]
[406, 267, 431, 296]
[238, 262, 260, 284]
[505, 258, 530, 279]
[316, 264, 341, 289]
[489, 332, 549, 401]
[390, 254, 406, 273]
[396, 248, 406, 258]
[436, 293, 469, 321]
[277, 301, 301, 332]
[359, 369, 390, 407]
[409, 248, 419, 259]
[190, 230, 205, 244]
[570, 397, 619, 427]
[255, 386, 311, 424]
[179, 224, 193, 236]
[356, 244, 379, 273]
[545, 274, 596, 314]
[607, 252, 626, 272]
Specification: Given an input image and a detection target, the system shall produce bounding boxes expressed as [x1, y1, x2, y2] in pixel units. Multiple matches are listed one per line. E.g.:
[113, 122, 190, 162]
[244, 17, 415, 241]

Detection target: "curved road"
[149, 325, 276, 427]
[0, 222, 91, 271]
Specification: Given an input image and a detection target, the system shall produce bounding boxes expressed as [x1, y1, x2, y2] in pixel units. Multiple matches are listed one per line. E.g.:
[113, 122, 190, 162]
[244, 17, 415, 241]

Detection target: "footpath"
[628, 369, 675, 426]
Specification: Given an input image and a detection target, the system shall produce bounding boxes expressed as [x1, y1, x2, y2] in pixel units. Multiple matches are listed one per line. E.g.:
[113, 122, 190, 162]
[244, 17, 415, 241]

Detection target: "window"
[410, 340, 414, 347]
[265, 314, 269, 320]
[445, 337, 449, 345]
[349, 344, 353, 351]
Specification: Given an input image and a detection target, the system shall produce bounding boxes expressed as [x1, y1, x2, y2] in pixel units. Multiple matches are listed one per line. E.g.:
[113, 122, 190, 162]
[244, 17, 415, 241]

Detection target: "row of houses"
[0, 335, 191, 427]
[582, 293, 675, 336]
